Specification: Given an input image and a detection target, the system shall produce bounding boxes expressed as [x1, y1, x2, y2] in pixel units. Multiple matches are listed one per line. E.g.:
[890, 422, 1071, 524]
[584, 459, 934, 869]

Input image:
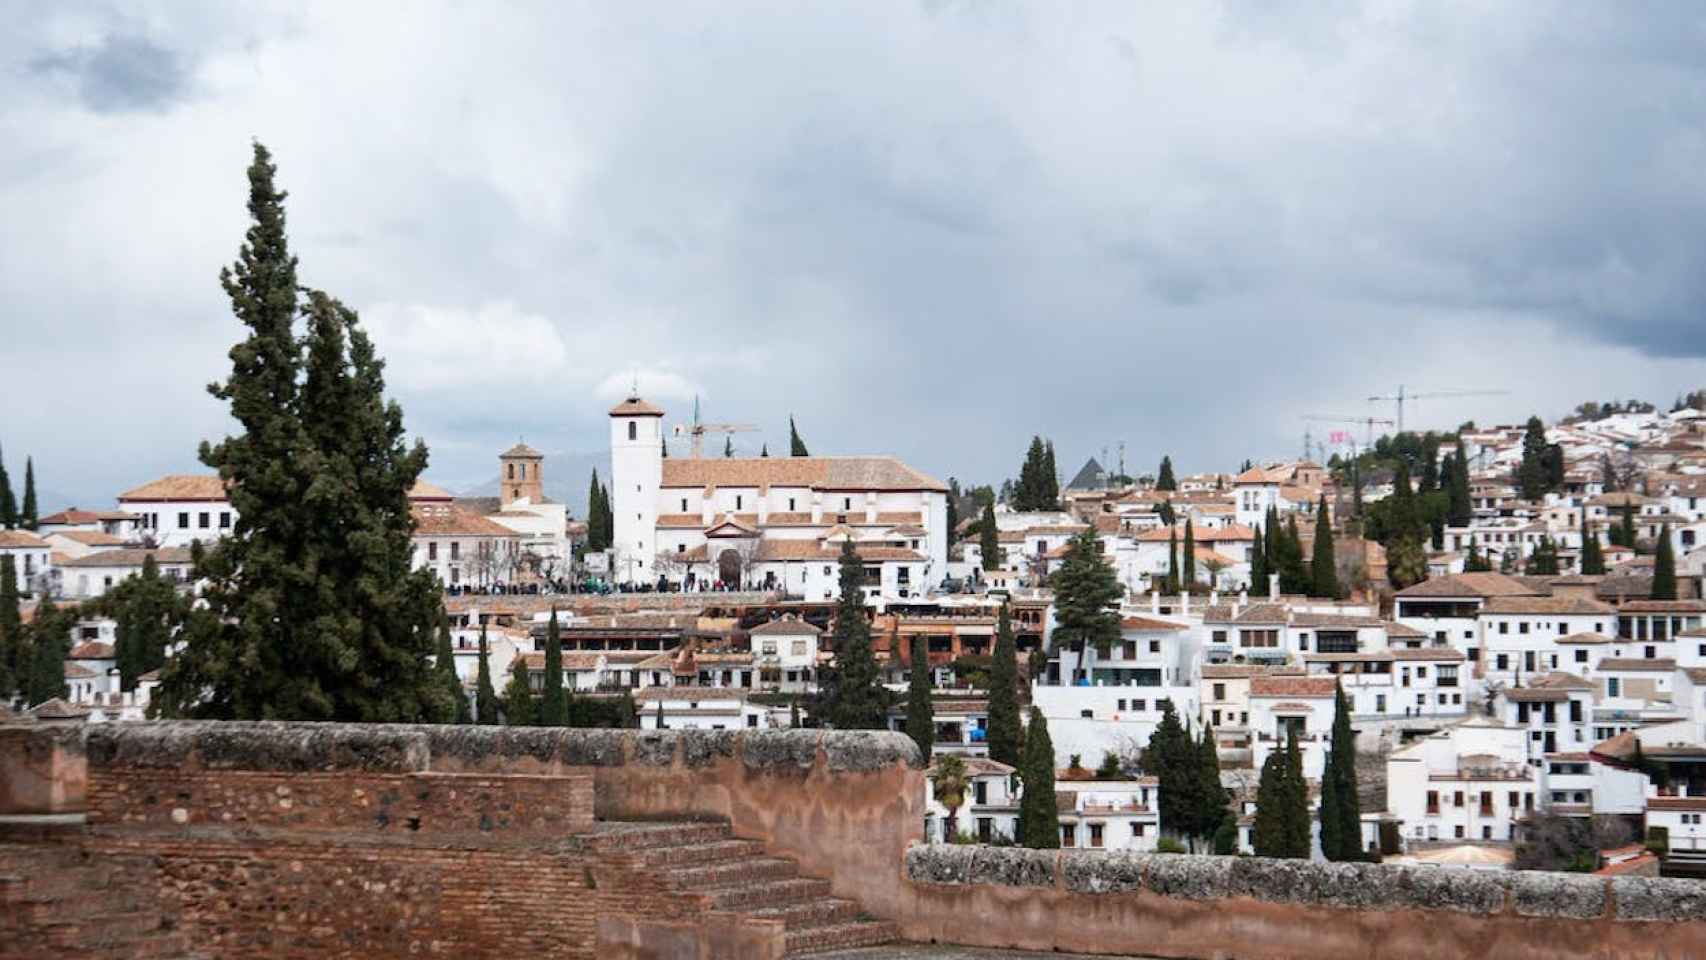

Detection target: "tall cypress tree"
[1653, 530, 1678, 601]
[986, 603, 1022, 767]
[26, 595, 70, 706]
[0, 443, 14, 529]
[1182, 520, 1196, 591]
[905, 634, 934, 758]
[0, 555, 19, 700]
[1319, 682, 1364, 861]
[1018, 707, 1059, 849]
[434, 612, 470, 723]
[18, 458, 36, 530]
[503, 656, 536, 726]
[1149, 701, 1191, 841]
[540, 608, 567, 726]
[587, 470, 606, 550]
[1165, 527, 1179, 594]
[475, 624, 498, 724]
[815, 539, 887, 729]
[1156, 455, 1177, 491]
[1049, 531, 1122, 656]
[1278, 515, 1308, 595]
[107, 553, 186, 692]
[1517, 416, 1552, 500]
[154, 144, 444, 723]
[1041, 441, 1059, 510]
[1254, 729, 1310, 858]
[1250, 526, 1268, 597]
[1311, 496, 1338, 599]
[979, 500, 1000, 571]
[759, 442, 768, 458]
[1581, 515, 1606, 575]
[1283, 730, 1311, 857]
[789, 416, 809, 457]
[1015, 437, 1048, 511]
[1448, 436, 1472, 527]
[1195, 723, 1230, 848]
[1619, 502, 1637, 552]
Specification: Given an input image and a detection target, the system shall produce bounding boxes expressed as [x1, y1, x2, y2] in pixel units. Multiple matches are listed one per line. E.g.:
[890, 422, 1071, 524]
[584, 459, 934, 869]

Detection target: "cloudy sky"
[5, 1, 1706, 510]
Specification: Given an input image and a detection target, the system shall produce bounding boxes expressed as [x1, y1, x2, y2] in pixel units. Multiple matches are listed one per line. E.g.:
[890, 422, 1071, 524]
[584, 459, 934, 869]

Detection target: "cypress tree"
[1254, 729, 1310, 858]
[1464, 542, 1492, 573]
[945, 480, 959, 546]
[475, 625, 498, 724]
[1195, 723, 1230, 847]
[1015, 437, 1047, 511]
[790, 698, 800, 728]
[1018, 707, 1060, 849]
[0, 443, 14, 529]
[1619, 502, 1637, 551]
[1351, 457, 1364, 520]
[154, 143, 443, 722]
[1042, 440, 1059, 510]
[661, 437, 669, 459]
[760, 442, 768, 458]
[1517, 416, 1551, 500]
[815, 539, 887, 729]
[540, 608, 567, 726]
[979, 500, 1000, 571]
[1250, 526, 1268, 597]
[1526, 535, 1560, 576]
[723, 435, 733, 458]
[1653, 530, 1678, 600]
[986, 603, 1022, 767]
[1165, 528, 1179, 594]
[0, 555, 19, 700]
[1149, 701, 1191, 841]
[587, 470, 606, 550]
[789, 416, 809, 457]
[19, 458, 36, 530]
[1182, 520, 1196, 591]
[1278, 515, 1308, 595]
[502, 656, 536, 726]
[1419, 439, 1439, 494]
[26, 595, 70, 706]
[1319, 682, 1364, 861]
[107, 554, 185, 692]
[1050, 531, 1122, 656]
[434, 612, 469, 723]
[1283, 730, 1311, 857]
[1311, 496, 1338, 599]
[1581, 517, 1606, 575]
[1157, 456, 1177, 491]
[1448, 436, 1472, 526]
[905, 634, 934, 758]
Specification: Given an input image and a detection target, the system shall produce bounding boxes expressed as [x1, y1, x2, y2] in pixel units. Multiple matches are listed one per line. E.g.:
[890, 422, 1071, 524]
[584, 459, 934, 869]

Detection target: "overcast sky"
[5, 2, 1706, 510]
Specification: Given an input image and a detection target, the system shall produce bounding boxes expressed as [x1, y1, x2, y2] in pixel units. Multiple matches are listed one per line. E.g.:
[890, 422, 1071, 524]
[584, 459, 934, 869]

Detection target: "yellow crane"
[672, 396, 757, 458]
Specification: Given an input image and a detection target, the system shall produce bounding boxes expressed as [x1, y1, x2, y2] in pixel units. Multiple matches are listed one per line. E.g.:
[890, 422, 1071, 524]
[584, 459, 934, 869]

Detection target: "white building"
[749, 615, 821, 693]
[411, 502, 523, 589]
[925, 757, 1019, 844]
[36, 508, 141, 541]
[117, 475, 232, 548]
[607, 395, 949, 593]
[1248, 675, 1337, 780]
[0, 530, 52, 596]
[636, 687, 771, 731]
[1056, 773, 1162, 852]
[57, 548, 193, 599]
[1386, 719, 1538, 844]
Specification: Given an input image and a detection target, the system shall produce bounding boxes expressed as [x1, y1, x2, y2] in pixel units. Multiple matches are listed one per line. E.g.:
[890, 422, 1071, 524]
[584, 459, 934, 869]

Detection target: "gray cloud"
[3, 1, 1706, 510]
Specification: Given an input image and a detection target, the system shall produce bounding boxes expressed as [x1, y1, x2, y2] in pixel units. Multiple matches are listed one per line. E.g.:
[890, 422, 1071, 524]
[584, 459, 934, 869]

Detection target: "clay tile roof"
[1530, 671, 1596, 690]
[48, 531, 125, 547]
[1395, 572, 1541, 599]
[609, 396, 666, 417]
[1235, 467, 1278, 483]
[1558, 632, 1615, 644]
[38, 508, 102, 525]
[1482, 596, 1615, 615]
[60, 547, 193, 568]
[1120, 616, 1188, 632]
[1202, 664, 1306, 679]
[660, 457, 948, 492]
[1385, 622, 1427, 638]
[408, 479, 456, 501]
[118, 474, 229, 502]
[501, 442, 543, 459]
[1389, 647, 1466, 661]
[410, 505, 518, 537]
[1249, 676, 1337, 698]
[1595, 657, 1677, 672]
[27, 698, 89, 720]
[0, 530, 49, 549]
[69, 642, 114, 659]
[749, 616, 823, 636]
[1617, 600, 1706, 613]
[62, 663, 97, 679]
[656, 513, 703, 528]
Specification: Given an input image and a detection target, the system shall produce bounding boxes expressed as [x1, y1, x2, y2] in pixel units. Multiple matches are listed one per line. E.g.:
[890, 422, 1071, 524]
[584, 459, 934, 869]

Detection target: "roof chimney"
[1150, 590, 1160, 615]
[1179, 591, 1190, 617]
[1269, 573, 1280, 598]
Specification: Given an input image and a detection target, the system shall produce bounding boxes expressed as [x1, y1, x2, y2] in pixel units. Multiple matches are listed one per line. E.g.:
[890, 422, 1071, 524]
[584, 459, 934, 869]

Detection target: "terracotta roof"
[1249, 676, 1337, 698]
[408, 479, 456, 501]
[68, 642, 114, 659]
[749, 616, 823, 636]
[1204, 602, 1290, 625]
[657, 513, 705, 528]
[411, 505, 518, 537]
[501, 442, 543, 459]
[1483, 596, 1614, 615]
[1389, 647, 1466, 661]
[39, 508, 136, 525]
[1530, 671, 1596, 690]
[62, 663, 97, 679]
[27, 698, 89, 720]
[60, 548, 193, 568]
[1558, 632, 1615, 645]
[609, 396, 666, 417]
[1394, 573, 1540, 599]
[660, 457, 948, 492]
[1595, 658, 1676, 672]
[1648, 798, 1706, 812]
[1120, 616, 1188, 632]
[1385, 622, 1427, 639]
[0, 530, 49, 549]
[47, 530, 125, 547]
[1617, 600, 1706, 613]
[931, 758, 1015, 778]
[118, 474, 228, 502]
[1235, 467, 1278, 484]
[1202, 664, 1305, 679]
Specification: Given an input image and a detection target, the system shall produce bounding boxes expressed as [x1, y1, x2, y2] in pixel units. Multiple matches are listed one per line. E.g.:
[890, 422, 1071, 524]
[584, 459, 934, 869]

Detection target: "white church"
[608, 395, 949, 599]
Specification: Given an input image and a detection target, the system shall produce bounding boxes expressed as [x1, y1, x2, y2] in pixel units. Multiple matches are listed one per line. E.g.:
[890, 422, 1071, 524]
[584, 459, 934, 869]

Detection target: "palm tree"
[930, 755, 970, 843]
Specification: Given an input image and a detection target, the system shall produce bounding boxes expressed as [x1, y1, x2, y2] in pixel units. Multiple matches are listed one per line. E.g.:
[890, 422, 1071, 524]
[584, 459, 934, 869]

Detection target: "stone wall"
[902, 845, 1706, 960]
[0, 723, 85, 814]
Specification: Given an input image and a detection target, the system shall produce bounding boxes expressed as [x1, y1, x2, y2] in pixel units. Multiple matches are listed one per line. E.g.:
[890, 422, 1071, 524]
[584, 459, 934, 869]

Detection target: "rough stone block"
[1612, 876, 1706, 921]
[1062, 850, 1145, 894]
[553, 729, 629, 767]
[741, 731, 819, 771]
[906, 843, 974, 885]
[1143, 853, 1232, 900]
[89, 721, 431, 773]
[821, 731, 920, 772]
[629, 731, 679, 767]
[1510, 871, 1606, 920]
[1391, 863, 1510, 915]
[680, 730, 738, 768]
[964, 846, 1057, 888]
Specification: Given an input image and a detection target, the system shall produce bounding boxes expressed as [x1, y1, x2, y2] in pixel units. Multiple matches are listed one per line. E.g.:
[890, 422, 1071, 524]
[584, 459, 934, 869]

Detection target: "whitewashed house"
[117, 475, 232, 549]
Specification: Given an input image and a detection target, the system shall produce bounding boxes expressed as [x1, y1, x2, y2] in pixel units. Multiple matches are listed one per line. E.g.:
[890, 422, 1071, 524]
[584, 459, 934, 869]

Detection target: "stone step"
[744, 897, 862, 929]
[575, 821, 732, 853]
[664, 856, 797, 890]
[784, 919, 900, 956]
[636, 838, 767, 867]
[704, 877, 832, 911]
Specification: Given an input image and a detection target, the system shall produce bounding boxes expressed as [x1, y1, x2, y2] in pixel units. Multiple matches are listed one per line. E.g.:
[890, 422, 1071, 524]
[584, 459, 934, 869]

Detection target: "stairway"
[0, 838, 200, 960]
[577, 821, 900, 956]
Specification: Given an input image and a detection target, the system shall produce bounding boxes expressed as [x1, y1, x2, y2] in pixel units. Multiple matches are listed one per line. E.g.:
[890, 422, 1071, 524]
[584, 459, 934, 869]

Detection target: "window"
[1519, 622, 1529, 635]
[1213, 683, 1226, 701]
[1454, 791, 1464, 807]
[428, 542, 438, 561]
[219, 512, 232, 529]
[1080, 709, 1094, 719]
[681, 498, 688, 512]
[677, 544, 685, 554]
[450, 542, 460, 560]
[788, 498, 796, 511]
[1132, 823, 1145, 837]
[1575, 649, 1588, 663]
[1149, 640, 1160, 653]
[178, 512, 190, 529]
[746, 715, 758, 728]
[736, 495, 743, 510]
[628, 422, 637, 440]
[1089, 824, 1104, 848]
[843, 497, 852, 510]
[1426, 791, 1439, 814]
[1498, 622, 1509, 635]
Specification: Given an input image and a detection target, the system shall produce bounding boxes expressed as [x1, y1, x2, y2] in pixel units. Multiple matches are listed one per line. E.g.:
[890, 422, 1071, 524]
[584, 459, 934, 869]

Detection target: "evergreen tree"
[1653, 529, 1678, 600]
[1195, 723, 1230, 847]
[1253, 729, 1310, 858]
[723, 435, 733, 458]
[1049, 531, 1122, 656]
[1581, 517, 1606, 575]
[1015, 437, 1048, 511]
[1250, 526, 1268, 597]
[1155, 500, 1176, 527]
[1448, 436, 1472, 527]
[1149, 701, 1192, 840]
[1017, 707, 1059, 849]
[986, 603, 1022, 767]
[790, 698, 800, 728]
[905, 634, 934, 758]
[1182, 520, 1196, 590]
[0, 443, 13, 529]
[1418, 438, 1440, 494]
[106, 554, 186, 691]
[1164, 527, 1179, 594]
[0, 556, 19, 700]
[1282, 730, 1312, 857]
[789, 416, 809, 457]
[979, 500, 1000, 571]
[19, 458, 36, 530]
[154, 144, 444, 722]
[945, 478, 959, 547]
[661, 437, 668, 459]
[1464, 542, 1492, 573]
[1517, 416, 1552, 500]
[760, 442, 768, 458]
[1157, 456, 1177, 491]
[814, 540, 887, 729]
[1526, 536, 1561, 576]
[502, 657, 536, 726]
[434, 612, 470, 723]
[1500, 547, 1517, 574]
[1311, 496, 1338, 599]
[1277, 515, 1308, 595]
[1620, 502, 1637, 551]
[1041, 440, 1059, 510]
[540, 608, 567, 726]
[475, 624, 498, 724]
[1319, 682, 1364, 861]
[26, 595, 70, 706]
[1389, 536, 1430, 588]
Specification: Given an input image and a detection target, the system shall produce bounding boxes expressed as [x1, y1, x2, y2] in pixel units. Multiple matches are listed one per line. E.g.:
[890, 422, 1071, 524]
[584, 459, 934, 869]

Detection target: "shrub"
[1156, 837, 1188, 854]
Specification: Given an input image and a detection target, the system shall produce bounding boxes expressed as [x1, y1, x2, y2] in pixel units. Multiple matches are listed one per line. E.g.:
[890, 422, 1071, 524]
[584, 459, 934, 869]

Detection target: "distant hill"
[455, 450, 611, 519]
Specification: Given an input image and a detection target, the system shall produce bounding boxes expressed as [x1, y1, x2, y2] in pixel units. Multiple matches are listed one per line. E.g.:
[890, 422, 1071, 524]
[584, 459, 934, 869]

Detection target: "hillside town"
[8, 387, 1706, 878]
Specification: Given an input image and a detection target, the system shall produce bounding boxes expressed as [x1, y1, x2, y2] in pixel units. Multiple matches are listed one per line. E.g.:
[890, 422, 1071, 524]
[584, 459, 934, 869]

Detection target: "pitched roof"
[1389, 647, 1466, 661]
[609, 396, 666, 417]
[46, 530, 125, 547]
[1065, 457, 1107, 492]
[1395, 572, 1540, 599]
[408, 479, 456, 501]
[1595, 657, 1677, 672]
[660, 457, 948, 492]
[1617, 600, 1706, 613]
[1120, 616, 1188, 632]
[749, 615, 823, 636]
[1235, 467, 1278, 484]
[1202, 664, 1305, 679]
[1482, 596, 1614, 615]
[118, 474, 228, 501]
[1557, 632, 1615, 645]
[1249, 676, 1337, 698]
[68, 641, 115, 659]
[0, 530, 49, 549]
[501, 442, 543, 459]
[38, 508, 136, 525]
[410, 505, 518, 537]
[59, 547, 193, 568]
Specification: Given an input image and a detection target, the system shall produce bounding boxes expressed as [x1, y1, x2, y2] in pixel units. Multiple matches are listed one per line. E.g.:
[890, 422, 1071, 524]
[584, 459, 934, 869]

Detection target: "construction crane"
[1303, 414, 1396, 449]
[1367, 385, 1509, 435]
[672, 395, 757, 458]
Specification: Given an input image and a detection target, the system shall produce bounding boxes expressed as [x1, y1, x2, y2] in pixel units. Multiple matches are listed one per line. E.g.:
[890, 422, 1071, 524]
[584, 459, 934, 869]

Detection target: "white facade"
[0, 531, 52, 595]
[57, 548, 193, 599]
[1386, 721, 1538, 844]
[637, 688, 770, 730]
[610, 397, 666, 584]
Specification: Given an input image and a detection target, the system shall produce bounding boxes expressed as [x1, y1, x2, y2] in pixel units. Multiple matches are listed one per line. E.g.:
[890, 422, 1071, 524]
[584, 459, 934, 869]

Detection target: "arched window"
[628, 421, 637, 441]
[506, 463, 514, 479]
